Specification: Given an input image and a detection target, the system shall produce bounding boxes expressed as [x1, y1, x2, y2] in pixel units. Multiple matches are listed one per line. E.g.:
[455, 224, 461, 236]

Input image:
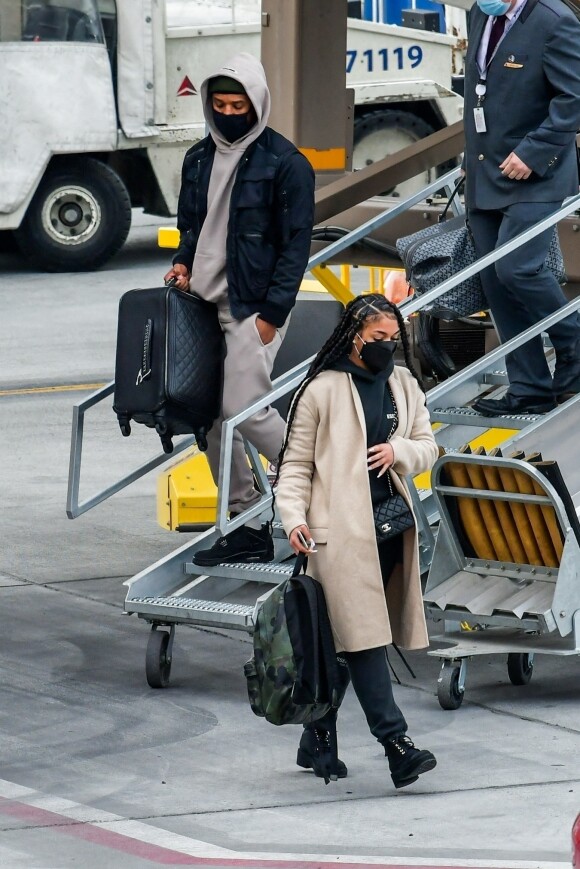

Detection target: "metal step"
[127, 595, 255, 630]
[183, 537, 295, 581]
[184, 555, 296, 581]
[431, 407, 540, 429]
[424, 570, 555, 630]
[481, 370, 510, 386]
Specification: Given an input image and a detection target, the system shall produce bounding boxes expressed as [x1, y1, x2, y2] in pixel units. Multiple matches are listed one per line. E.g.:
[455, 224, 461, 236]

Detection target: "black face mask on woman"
[212, 110, 252, 143]
[355, 334, 398, 375]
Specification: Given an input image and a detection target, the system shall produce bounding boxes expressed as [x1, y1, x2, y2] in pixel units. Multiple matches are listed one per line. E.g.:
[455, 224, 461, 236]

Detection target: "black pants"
[468, 202, 580, 399]
[307, 538, 407, 744]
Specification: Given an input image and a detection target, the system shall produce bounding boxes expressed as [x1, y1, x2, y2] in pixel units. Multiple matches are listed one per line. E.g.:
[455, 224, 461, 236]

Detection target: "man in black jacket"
[463, 0, 580, 416]
[164, 53, 315, 565]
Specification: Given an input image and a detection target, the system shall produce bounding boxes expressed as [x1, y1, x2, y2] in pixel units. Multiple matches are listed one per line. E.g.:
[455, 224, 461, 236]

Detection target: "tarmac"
[0, 213, 578, 869]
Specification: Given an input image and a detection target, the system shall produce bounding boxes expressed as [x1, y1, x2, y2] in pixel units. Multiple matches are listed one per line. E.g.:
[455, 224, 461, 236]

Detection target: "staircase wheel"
[146, 629, 172, 688]
[507, 652, 534, 686]
[437, 664, 464, 710]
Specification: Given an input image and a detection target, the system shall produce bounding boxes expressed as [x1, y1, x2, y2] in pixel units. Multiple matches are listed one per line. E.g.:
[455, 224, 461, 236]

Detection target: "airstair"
[67, 165, 580, 688]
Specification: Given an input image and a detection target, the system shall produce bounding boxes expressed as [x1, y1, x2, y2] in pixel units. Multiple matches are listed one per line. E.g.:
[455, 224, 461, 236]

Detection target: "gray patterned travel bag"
[396, 181, 566, 320]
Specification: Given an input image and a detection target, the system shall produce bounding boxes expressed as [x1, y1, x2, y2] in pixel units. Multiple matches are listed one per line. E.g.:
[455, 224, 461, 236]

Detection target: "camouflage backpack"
[244, 555, 343, 730]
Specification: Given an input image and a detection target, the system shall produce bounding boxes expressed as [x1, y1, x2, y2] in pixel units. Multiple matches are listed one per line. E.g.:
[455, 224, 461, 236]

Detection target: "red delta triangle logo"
[177, 76, 197, 97]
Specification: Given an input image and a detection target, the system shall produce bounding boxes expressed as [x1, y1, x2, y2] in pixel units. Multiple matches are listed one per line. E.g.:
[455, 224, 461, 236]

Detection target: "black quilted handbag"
[373, 493, 415, 543]
[396, 180, 566, 320]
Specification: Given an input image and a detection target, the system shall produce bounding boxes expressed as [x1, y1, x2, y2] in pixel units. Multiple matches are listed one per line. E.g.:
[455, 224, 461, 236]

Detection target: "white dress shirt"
[476, 0, 528, 74]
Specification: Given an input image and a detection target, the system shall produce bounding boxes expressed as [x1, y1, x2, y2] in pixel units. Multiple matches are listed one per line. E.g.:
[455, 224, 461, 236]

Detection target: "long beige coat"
[276, 365, 438, 653]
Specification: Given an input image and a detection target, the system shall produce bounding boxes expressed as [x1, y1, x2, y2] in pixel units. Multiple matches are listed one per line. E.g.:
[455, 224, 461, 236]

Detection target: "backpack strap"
[292, 554, 342, 708]
[289, 555, 322, 704]
[292, 555, 340, 782]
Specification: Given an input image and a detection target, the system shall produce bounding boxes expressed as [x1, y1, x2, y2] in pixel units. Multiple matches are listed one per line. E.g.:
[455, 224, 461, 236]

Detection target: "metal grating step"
[126, 595, 255, 629]
[431, 407, 539, 429]
[184, 558, 295, 581]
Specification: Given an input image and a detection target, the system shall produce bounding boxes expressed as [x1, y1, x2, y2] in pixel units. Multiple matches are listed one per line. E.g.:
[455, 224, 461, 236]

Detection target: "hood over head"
[201, 53, 271, 150]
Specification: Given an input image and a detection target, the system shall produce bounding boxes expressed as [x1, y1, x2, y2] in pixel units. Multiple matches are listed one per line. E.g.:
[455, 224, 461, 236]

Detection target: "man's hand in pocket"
[256, 316, 277, 345]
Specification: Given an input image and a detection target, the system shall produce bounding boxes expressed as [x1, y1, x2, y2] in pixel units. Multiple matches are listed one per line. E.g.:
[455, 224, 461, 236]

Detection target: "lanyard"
[476, 3, 525, 101]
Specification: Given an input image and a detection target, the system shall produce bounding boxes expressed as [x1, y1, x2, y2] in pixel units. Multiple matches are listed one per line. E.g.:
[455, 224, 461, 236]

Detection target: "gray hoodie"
[191, 53, 272, 305]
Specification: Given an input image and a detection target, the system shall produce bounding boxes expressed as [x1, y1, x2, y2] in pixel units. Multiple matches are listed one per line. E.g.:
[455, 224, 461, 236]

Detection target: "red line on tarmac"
[0, 797, 471, 869]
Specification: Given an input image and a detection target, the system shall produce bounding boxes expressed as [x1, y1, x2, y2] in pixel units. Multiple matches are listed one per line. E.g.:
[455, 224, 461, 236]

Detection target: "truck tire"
[15, 158, 132, 272]
[0, 231, 18, 254]
[353, 109, 436, 198]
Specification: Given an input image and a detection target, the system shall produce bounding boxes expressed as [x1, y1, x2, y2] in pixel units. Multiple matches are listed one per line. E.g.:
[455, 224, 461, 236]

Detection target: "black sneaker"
[297, 728, 348, 780]
[385, 735, 437, 789]
[192, 523, 274, 567]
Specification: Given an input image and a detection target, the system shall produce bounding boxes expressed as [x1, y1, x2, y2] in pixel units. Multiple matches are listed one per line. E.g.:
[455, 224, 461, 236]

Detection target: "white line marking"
[0, 777, 570, 869]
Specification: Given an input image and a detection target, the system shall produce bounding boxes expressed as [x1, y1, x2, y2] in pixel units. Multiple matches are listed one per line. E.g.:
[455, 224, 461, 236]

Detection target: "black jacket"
[173, 127, 315, 327]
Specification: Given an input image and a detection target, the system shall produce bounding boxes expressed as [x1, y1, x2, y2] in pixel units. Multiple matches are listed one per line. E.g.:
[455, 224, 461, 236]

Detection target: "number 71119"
[346, 45, 423, 73]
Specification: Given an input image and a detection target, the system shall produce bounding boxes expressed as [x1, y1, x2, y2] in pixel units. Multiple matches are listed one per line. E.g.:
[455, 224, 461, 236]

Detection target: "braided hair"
[271, 293, 423, 496]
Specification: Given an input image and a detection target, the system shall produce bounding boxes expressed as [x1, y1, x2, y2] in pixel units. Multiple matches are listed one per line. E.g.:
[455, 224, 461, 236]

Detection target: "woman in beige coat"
[275, 293, 439, 790]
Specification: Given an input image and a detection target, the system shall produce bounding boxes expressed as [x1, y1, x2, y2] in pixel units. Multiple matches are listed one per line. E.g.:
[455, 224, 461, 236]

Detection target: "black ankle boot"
[192, 523, 274, 567]
[297, 728, 348, 780]
[384, 734, 436, 789]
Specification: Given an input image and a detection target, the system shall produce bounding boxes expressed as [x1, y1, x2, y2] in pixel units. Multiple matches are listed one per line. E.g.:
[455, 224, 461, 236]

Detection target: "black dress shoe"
[472, 393, 556, 417]
[192, 523, 274, 567]
[553, 339, 580, 403]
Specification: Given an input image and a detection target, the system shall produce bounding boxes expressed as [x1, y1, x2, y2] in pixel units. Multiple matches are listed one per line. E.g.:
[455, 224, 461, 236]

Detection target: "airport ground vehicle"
[0, 0, 463, 271]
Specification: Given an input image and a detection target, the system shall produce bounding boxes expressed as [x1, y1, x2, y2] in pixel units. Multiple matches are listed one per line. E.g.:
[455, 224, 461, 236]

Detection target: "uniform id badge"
[474, 106, 487, 133]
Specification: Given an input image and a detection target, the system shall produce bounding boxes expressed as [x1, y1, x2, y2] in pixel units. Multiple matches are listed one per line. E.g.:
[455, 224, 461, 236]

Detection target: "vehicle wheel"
[507, 652, 534, 686]
[146, 629, 172, 689]
[437, 664, 464, 710]
[0, 231, 18, 254]
[14, 157, 131, 272]
[353, 109, 436, 198]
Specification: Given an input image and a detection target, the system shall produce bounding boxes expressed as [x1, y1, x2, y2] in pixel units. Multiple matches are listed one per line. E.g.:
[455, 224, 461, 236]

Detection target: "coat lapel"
[347, 374, 367, 438]
[466, 8, 487, 69]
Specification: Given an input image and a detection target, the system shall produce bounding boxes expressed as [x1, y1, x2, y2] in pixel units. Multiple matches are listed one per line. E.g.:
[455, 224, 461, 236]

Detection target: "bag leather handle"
[439, 177, 465, 224]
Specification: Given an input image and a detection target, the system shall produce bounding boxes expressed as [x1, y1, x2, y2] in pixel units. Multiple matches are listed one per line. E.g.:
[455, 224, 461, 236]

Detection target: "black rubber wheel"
[507, 652, 534, 686]
[146, 629, 172, 689]
[353, 109, 436, 197]
[437, 665, 464, 710]
[14, 157, 131, 272]
[0, 231, 18, 254]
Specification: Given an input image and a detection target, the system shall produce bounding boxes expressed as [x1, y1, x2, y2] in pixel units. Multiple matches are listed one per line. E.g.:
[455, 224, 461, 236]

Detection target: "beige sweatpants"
[204, 297, 289, 517]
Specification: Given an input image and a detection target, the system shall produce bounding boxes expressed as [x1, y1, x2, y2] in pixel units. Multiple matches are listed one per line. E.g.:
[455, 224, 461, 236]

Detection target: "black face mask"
[212, 109, 252, 143]
[357, 336, 398, 375]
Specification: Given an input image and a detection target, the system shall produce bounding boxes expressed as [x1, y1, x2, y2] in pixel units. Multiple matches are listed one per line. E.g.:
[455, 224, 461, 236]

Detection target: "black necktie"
[485, 14, 507, 66]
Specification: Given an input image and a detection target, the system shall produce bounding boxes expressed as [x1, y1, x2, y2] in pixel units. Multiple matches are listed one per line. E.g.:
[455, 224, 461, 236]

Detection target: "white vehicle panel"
[163, 18, 461, 140]
[0, 43, 116, 214]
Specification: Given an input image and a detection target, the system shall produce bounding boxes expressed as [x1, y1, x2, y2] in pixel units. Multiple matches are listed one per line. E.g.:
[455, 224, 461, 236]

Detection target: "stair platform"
[127, 595, 255, 630]
[431, 407, 540, 429]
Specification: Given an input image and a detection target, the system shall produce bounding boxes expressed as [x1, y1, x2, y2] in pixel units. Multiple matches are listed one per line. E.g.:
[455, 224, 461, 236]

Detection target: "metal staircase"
[66, 167, 580, 687]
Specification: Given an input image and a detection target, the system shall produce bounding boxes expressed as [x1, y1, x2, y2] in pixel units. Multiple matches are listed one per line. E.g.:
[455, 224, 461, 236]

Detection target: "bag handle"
[292, 551, 308, 577]
[438, 176, 465, 224]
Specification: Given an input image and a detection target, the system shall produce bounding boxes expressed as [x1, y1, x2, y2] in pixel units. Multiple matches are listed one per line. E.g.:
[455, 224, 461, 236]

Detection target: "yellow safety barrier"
[158, 227, 181, 249]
